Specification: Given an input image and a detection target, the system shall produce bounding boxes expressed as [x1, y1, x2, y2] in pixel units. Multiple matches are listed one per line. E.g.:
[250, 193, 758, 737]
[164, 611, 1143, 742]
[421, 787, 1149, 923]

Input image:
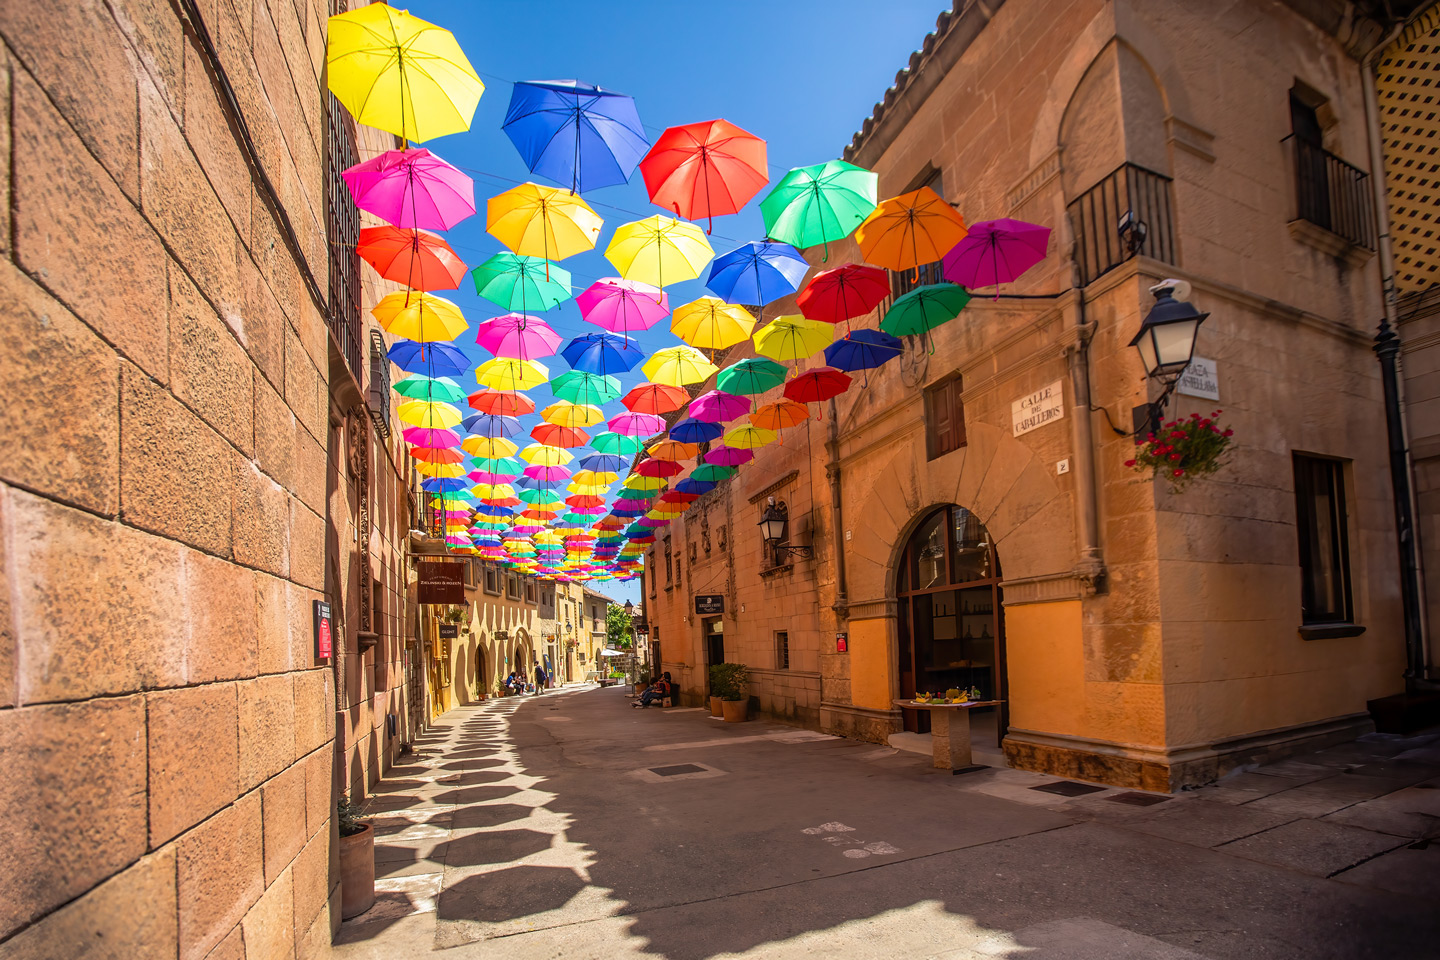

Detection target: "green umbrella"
[591, 431, 645, 456]
[760, 160, 878, 259]
[392, 375, 467, 404]
[880, 283, 970, 338]
[551, 370, 622, 405]
[717, 357, 787, 396]
[472, 253, 572, 313]
[691, 464, 738, 482]
[470, 456, 524, 476]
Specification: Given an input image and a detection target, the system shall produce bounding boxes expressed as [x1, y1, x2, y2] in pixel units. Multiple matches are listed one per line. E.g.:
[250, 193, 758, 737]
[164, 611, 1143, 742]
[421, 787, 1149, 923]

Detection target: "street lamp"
[623, 599, 633, 617]
[757, 497, 813, 561]
[1129, 280, 1208, 434]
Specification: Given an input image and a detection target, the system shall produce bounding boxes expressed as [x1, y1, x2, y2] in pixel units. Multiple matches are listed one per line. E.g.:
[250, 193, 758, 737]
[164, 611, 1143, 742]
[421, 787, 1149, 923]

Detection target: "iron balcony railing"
[325, 90, 363, 379]
[1283, 135, 1375, 250]
[1067, 163, 1177, 287]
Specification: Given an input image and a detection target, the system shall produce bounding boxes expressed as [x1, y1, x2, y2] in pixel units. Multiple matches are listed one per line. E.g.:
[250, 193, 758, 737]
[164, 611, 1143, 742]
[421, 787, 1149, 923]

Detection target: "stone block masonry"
[0, 0, 340, 955]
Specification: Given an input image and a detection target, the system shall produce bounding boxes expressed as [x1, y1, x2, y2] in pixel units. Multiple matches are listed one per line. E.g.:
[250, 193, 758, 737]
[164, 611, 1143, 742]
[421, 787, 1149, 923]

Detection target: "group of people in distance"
[633, 671, 673, 708]
[504, 663, 549, 696]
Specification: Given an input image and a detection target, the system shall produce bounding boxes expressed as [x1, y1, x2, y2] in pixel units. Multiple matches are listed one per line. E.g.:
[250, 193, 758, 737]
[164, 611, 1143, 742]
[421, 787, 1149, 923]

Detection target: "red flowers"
[1127, 411, 1234, 492]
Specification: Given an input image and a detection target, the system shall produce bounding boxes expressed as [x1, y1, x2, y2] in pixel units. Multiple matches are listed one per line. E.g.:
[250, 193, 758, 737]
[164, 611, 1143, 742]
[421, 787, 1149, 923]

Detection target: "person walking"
[533, 662, 547, 695]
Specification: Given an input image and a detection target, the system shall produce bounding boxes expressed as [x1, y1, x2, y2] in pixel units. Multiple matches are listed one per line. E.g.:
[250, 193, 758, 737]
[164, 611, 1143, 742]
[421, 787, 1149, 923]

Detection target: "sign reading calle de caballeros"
[1012, 380, 1066, 436]
[418, 561, 466, 604]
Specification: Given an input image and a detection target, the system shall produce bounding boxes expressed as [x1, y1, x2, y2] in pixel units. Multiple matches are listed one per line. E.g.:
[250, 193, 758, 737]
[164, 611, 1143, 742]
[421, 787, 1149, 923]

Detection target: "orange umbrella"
[468, 390, 535, 415]
[357, 225, 467, 291]
[751, 399, 811, 431]
[854, 187, 967, 277]
[409, 446, 466, 464]
[648, 439, 700, 461]
[622, 382, 689, 414]
[531, 423, 590, 448]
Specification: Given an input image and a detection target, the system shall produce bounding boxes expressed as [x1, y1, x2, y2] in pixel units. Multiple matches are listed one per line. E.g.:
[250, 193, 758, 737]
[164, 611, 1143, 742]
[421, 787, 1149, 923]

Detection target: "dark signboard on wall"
[418, 562, 466, 604]
[694, 594, 724, 615]
[438, 624, 459, 639]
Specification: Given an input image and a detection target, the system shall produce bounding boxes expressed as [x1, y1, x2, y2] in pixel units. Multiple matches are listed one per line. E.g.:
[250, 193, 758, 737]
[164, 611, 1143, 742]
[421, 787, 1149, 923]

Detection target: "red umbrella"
[659, 490, 700, 505]
[784, 366, 853, 405]
[622, 382, 690, 414]
[468, 390, 536, 416]
[531, 423, 589, 448]
[634, 458, 684, 478]
[408, 446, 465, 464]
[567, 495, 607, 509]
[796, 263, 890, 328]
[357, 226, 467, 291]
[639, 119, 768, 233]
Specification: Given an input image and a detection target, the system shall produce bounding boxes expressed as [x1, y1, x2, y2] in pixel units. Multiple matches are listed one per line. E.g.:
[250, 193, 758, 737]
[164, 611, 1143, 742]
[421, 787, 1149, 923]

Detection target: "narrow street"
[336, 687, 1440, 960]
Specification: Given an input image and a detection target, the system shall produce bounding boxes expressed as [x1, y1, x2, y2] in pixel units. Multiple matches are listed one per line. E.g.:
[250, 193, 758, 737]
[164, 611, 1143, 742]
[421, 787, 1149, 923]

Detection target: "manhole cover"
[1106, 791, 1169, 806]
[1029, 780, 1107, 797]
[650, 764, 706, 777]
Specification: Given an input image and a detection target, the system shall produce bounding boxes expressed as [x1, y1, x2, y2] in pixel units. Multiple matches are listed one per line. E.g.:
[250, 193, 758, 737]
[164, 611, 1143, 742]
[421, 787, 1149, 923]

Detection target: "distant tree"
[606, 603, 633, 648]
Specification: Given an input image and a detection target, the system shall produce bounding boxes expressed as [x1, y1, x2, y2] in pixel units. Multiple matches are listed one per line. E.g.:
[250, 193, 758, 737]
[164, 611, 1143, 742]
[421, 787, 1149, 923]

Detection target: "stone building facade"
[455, 560, 542, 700]
[538, 578, 587, 683]
[0, 0, 344, 955]
[645, 0, 1431, 790]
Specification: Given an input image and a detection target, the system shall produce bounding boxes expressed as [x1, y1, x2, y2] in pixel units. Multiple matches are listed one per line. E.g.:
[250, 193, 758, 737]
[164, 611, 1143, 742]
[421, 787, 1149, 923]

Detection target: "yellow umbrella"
[568, 484, 612, 497]
[372, 292, 468, 342]
[520, 443, 573, 466]
[415, 460, 465, 478]
[642, 345, 718, 387]
[571, 469, 619, 485]
[326, 4, 484, 144]
[541, 401, 606, 428]
[648, 439, 700, 461]
[397, 399, 463, 429]
[854, 187, 968, 275]
[650, 504, 686, 518]
[487, 183, 604, 262]
[753, 314, 835, 362]
[623, 475, 666, 492]
[723, 425, 778, 449]
[471, 483, 517, 500]
[463, 436, 519, 458]
[671, 297, 756, 350]
[605, 215, 713, 289]
[476, 357, 550, 391]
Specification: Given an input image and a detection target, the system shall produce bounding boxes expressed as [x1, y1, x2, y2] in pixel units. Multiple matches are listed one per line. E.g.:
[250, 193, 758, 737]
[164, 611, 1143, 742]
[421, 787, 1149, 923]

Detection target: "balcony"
[1066, 163, 1177, 287]
[1284, 135, 1375, 257]
[325, 92, 363, 381]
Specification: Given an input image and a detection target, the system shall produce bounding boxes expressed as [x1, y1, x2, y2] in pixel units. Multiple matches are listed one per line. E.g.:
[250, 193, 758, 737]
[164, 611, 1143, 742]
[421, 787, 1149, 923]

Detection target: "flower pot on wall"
[339, 823, 375, 920]
[709, 696, 723, 717]
[722, 699, 748, 723]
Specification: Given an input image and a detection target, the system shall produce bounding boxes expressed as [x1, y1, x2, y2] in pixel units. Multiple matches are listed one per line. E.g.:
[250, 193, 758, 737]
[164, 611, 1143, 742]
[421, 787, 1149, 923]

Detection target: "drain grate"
[650, 764, 706, 777]
[1106, 791, 1169, 806]
[1030, 780, 1107, 797]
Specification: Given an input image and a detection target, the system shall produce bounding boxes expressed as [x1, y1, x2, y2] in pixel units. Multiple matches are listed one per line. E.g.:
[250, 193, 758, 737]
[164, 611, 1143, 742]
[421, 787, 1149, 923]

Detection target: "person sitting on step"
[633, 672, 672, 708]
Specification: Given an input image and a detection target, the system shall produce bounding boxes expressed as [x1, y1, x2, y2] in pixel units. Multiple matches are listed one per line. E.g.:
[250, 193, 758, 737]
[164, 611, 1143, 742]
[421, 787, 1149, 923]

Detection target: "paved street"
[335, 686, 1440, 960]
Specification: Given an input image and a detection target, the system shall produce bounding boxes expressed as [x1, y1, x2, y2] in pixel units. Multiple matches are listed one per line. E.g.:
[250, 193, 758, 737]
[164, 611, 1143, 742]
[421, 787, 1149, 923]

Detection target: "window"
[925, 374, 966, 459]
[1294, 454, 1353, 625]
[890, 168, 946, 298]
[664, 538, 673, 586]
[775, 631, 790, 670]
[1285, 83, 1374, 249]
[484, 565, 500, 596]
[507, 575, 522, 600]
[366, 331, 390, 438]
[525, 580, 536, 603]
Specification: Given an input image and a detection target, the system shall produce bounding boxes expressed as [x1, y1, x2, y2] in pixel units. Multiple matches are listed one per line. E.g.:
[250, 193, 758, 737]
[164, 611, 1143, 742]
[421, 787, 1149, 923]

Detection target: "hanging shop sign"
[694, 594, 725, 615]
[1177, 356, 1220, 401]
[313, 600, 332, 660]
[1012, 380, 1065, 437]
[418, 561, 466, 604]
[438, 624, 459, 639]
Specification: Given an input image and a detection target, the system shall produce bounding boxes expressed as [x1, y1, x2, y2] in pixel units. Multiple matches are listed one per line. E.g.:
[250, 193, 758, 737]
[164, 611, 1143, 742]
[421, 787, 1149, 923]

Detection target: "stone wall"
[0, 0, 339, 955]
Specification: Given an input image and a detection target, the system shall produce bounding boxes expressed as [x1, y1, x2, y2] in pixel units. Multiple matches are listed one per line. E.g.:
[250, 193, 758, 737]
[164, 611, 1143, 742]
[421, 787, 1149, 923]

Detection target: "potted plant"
[707, 664, 725, 717]
[1125, 410, 1233, 493]
[712, 662, 750, 723]
[337, 795, 374, 920]
[635, 670, 651, 696]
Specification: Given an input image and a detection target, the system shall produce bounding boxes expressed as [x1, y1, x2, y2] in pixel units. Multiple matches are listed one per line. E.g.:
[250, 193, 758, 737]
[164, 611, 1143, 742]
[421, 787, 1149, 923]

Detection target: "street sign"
[418, 561, 466, 604]
[1177, 356, 1220, 401]
[1011, 380, 1065, 436]
[438, 624, 459, 639]
[694, 594, 724, 615]
[313, 600, 332, 660]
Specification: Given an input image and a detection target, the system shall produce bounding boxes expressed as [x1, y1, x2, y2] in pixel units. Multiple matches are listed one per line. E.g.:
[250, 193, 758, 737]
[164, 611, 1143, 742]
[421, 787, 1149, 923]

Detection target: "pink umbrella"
[942, 218, 1051, 292]
[470, 470, 518, 484]
[608, 411, 666, 436]
[576, 277, 671, 335]
[705, 446, 754, 466]
[403, 426, 462, 447]
[688, 389, 751, 423]
[474, 314, 563, 359]
[524, 465, 573, 481]
[343, 148, 476, 231]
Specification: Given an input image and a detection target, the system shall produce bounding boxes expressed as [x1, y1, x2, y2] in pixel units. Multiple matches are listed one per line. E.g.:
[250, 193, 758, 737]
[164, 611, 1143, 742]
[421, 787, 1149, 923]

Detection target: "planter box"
[709, 696, 723, 717]
[722, 699, 748, 723]
[339, 822, 375, 920]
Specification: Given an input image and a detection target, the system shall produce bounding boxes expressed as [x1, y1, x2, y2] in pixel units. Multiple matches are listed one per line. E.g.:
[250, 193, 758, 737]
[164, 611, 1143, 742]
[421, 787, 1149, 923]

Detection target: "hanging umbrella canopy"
[520, 443, 574, 466]
[638, 119, 768, 230]
[591, 431, 645, 456]
[823, 329, 903, 373]
[579, 453, 627, 473]
[474, 314, 563, 360]
[648, 439, 700, 462]
[670, 297, 756, 351]
[476, 357, 550, 391]
[692, 464, 738, 482]
[760, 160, 878, 258]
[398, 399, 463, 429]
[541, 401, 605, 428]
[388, 339, 469, 378]
[622, 382, 689, 414]
[571, 469, 618, 486]
[472, 254, 571, 313]
[705, 241, 808, 306]
[942, 218, 1052, 291]
[461, 413, 522, 439]
[404, 425, 462, 448]
[606, 216, 714, 290]
[576, 277, 670, 335]
[608, 411, 666, 437]
[468, 389, 535, 416]
[880, 283, 971, 338]
[394, 375, 467, 404]
[531, 423, 589, 447]
[642, 345, 718, 386]
[415, 460, 465, 477]
[753, 314, 835, 363]
[343, 147, 475, 231]
[855, 186, 968, 274]
[796, 263, 891, 326]
[502, 80, 649, 193]
[561, 332, 645, 375]
[622, 474, 666, 491]
[357, 226, 467, 291]
[524, 464, 572, 482]
[371, 290, 468, 342]
[422, 477, 470, 492]
[409, 445, 465, 464]
[326, 3, 484, 143]
[670, 418, 724, 444]
[470, 455, 523, 476]
[704, 446, 754, 466]
[634, 458, 685, 478]
[716, 357, 787, 396]
[551, 371, 622, 405]
[486, 181, 603, 261]
[689, 389, 751, 423]
[751, 399, 811, 431]
[784, 366, 853, 405]
[723, 425, 777, 449]
[463, 436, 519, 459]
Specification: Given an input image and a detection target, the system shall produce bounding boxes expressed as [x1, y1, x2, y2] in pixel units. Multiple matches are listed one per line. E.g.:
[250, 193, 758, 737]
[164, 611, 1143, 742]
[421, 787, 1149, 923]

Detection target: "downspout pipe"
[826, 398, 849, 617]
[1066, 289, 1105, 593]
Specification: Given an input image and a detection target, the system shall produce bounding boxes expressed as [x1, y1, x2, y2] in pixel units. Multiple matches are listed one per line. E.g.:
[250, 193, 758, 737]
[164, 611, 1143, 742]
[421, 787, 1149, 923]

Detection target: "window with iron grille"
[924, 374, 966, 459]
[325, 83, 363, 378]
[1284, 86, 1375, 250]
[775, 631, 790, 670]
[367, 330, 391, 438]
[890, 169, 947, 299]
[1294, 454, 1354, 625]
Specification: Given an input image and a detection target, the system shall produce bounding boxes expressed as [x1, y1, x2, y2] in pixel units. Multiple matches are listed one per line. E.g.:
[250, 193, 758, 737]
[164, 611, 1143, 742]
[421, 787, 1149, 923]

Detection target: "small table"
[893, 699, 1002, 774]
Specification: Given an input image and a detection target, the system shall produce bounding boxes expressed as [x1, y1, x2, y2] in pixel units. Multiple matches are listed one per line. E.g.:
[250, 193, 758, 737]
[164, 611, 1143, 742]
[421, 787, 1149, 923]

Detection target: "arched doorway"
[896, 505, 1007, 742]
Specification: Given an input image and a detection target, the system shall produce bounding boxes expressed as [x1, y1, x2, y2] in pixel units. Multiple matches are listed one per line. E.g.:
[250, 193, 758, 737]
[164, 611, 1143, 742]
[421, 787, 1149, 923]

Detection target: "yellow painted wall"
[848, 617, 895, 711]
[1005, 600, 1087, 737]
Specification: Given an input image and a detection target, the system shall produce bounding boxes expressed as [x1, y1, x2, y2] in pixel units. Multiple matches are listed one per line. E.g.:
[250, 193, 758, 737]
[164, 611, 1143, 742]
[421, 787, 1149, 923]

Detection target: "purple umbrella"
[576, 277, 671, 335]
[705, 446, 754, 466]
[342, 148, 476, 231]
[689, 389, 751, 423]
[524, 464, 572, 482]
[608, 411, 666, 436]
[942, 218, 1051, 293]
[403, 426, 462, 447]
[474, 313, 563, 360]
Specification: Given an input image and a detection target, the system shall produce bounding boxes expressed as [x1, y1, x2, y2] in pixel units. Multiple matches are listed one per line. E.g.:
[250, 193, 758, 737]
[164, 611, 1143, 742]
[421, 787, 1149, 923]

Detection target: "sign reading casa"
[1012, 380, 1065, 436]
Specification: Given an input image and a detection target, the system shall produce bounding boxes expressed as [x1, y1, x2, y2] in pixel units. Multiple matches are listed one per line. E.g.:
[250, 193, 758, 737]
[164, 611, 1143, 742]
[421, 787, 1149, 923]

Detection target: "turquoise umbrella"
[760, 160, 878, 259]
[551, 371, 623, 405]
[472, 253, 572, 313]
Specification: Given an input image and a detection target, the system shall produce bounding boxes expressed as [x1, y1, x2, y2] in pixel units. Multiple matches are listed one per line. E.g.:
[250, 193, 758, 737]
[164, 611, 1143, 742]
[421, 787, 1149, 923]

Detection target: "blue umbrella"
[561, 332, 645, 375]
[670, 418, 724, 444]
[422, 477, 470, 493]
[823, 329, 903, 379]
[502, 80, 650, 193]
[461, 413, 523, 439]
[706, 241, 809, 305]
[388, 340, 470, 378]
[474, 504, 517, 517]
[578, 453, 627, 472]
[675, 478, 717, 496]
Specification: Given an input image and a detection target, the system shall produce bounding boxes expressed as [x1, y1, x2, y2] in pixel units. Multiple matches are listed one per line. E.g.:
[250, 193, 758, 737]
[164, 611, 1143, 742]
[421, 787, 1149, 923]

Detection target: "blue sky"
[395, 0, 948, 604]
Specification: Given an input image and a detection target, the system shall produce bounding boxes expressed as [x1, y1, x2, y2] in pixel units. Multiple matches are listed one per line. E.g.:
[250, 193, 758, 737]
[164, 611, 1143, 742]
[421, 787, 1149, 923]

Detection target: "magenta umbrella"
[342, 148, 476, 231]
[942, 218, 1051, 292]
[470, 470, 519, 484]
[524, 464, 573, 481]
[475, 314, 563, 359]
[576, 277, 671, 335]
[403, 426, 462, 447]
[608, 411, 666, 436]
[688, 389, 751, 423]
[705, 446, 754, 466]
